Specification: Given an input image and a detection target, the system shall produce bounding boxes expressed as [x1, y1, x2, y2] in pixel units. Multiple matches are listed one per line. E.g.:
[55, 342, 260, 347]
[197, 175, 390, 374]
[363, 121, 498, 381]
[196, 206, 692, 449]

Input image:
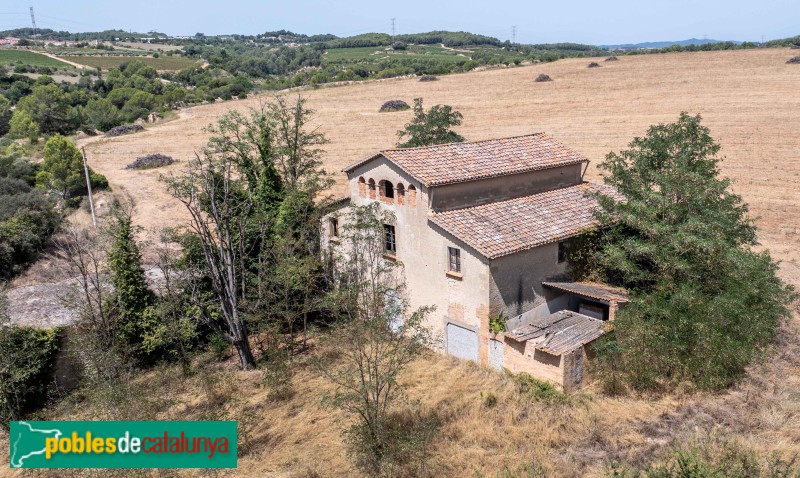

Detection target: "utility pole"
[391, 18, 396, 36]
[81, 147, 97, 229]
[512, 25, 516, 44]
[29, 7, 37, 39]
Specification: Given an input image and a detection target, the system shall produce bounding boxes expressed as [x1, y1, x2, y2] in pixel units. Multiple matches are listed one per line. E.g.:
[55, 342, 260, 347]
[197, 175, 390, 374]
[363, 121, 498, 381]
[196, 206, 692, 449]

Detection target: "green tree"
[0, 95, 12, 136]
[107, 204, 156, 365]
[587, 113, 794, 391]
[7, 110, 40, 144]
[396, 98, 464, 147]
[15, 83, 76, 134]
[35, 135, 84, 201]
[85, 98, 122, 131]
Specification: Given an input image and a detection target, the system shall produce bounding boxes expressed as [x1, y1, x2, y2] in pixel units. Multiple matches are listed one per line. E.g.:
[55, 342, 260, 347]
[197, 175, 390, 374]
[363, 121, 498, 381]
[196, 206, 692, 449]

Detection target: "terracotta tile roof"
[342, 133, 590, 187]
[506, 310, 611, 355]
[429, 183, 621, 259]
[542, 281, 629, 303]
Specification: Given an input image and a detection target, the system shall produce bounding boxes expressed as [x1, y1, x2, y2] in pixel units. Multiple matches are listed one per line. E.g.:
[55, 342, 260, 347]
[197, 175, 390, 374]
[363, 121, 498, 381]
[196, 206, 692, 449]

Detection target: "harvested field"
[76, 48, 800, 286]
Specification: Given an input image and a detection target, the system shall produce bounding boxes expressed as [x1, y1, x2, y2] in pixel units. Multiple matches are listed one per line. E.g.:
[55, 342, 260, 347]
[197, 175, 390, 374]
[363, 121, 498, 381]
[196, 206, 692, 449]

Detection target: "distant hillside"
[602, 38, 741, 50]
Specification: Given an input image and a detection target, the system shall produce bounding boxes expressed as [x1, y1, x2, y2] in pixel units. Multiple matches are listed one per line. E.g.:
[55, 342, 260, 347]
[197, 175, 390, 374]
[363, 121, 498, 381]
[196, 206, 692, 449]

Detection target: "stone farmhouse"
[326, 134, 628, 391]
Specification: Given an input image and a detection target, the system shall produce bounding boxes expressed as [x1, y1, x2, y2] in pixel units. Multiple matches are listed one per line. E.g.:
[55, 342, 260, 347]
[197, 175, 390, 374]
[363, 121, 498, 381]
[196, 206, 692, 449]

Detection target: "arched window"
[407, 184, 417, 207]
[368, 179, 376, 200]
[358, 177, 366, 198]
[378, 180, 394, 203]
[396, 183, 405, 206]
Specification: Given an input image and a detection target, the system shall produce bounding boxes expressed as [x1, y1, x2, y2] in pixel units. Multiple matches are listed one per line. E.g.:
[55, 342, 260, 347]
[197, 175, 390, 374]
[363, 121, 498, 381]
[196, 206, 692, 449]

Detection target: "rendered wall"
[430, 164, 583, 211]
[345, 156, 492, 352]
[489, 244, 569, 319]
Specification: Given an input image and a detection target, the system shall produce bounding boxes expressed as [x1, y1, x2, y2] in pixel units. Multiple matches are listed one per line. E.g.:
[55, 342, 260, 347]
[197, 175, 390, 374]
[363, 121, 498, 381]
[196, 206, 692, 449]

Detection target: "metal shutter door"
[489, 339, 504, 370]
[446, 323, 478, 362]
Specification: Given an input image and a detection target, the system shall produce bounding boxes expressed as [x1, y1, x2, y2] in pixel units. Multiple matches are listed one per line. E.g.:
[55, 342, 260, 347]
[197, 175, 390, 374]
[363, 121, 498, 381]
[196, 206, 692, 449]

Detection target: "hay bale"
[605, 56, 619, 62]
[535, 74, 552, 82]
[786, 56, 800, 64]
[105, 124, 144, 137]
[126, 154, 175, 170]
[379, 100, 410, 112]
[587, 62, 601, 68]
[419, 75, 438, 82]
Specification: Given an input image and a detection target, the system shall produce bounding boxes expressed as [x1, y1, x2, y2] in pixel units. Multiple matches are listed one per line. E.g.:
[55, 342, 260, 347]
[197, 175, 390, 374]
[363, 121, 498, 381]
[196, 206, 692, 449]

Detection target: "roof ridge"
[382, 132, 547, 153]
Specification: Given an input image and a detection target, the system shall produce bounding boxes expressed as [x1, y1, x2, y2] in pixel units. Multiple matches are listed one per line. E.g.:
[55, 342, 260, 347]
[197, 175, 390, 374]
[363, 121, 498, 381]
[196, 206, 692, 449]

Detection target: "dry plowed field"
[78, 48, 800, 283]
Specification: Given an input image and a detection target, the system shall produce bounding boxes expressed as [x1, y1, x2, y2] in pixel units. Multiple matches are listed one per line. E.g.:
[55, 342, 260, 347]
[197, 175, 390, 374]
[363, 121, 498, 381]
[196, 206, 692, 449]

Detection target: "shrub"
[535, 73, 553, 82]
[105, 124, 144, 137]
[608, 435, 800, 477]
[125, 154, 175, 170]
[419, 75, 437, 82]
[588, 62, 601, 68]
[509, 372, 566, 402]
[379, 100, 411, 112]
[0, 325, 62, 427]
[605, 56, 619, 61]
[391, 41, 407, 51]
[786, 56, 800, 64]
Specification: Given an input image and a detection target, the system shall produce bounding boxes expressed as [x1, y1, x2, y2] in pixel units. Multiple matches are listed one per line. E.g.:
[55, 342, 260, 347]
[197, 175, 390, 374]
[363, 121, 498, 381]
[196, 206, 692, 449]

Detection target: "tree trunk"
[234, 333, 257, 370]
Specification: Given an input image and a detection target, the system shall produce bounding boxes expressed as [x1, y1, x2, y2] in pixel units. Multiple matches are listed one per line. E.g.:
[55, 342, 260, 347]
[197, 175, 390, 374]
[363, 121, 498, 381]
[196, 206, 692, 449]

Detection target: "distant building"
[325, 134, 627, 391]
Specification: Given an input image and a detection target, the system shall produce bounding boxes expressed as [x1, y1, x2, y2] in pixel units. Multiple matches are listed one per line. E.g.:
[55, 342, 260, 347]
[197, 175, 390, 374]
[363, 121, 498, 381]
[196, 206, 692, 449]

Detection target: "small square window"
[330, 217, 339, 238]
[557, 241, 568, 263]
[384, 224, 396, 254]
[448, 247, 461, 273]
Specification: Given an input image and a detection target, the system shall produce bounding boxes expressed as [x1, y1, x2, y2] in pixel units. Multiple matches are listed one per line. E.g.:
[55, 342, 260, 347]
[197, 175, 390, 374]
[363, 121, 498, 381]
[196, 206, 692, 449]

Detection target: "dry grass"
[74, 48, 800, 285]
[3, 48, 799, 477]
[2, 312, 798, 477]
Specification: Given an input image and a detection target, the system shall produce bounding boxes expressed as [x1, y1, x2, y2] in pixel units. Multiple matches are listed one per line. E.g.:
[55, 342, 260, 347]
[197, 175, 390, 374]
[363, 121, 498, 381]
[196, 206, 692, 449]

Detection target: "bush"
[609, 435, 800, 477]
[588, 62, 601, 68]
[379, 100, 411, 112]
[391, 41, 407, 51]
[0, 325, 62, 427]
[125, 153, 175, 170]
[419, 75, 437, 82]
[605, 56, 619, 61]
[535, 73, 553, 82]
[509, 372, 566, 403]
[105, 124, 144, 137]
[786, 56, 800, 64]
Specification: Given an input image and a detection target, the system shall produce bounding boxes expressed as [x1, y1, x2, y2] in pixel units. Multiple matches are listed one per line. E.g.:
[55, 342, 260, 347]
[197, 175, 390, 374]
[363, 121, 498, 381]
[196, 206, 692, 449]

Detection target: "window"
[383, 180, 394, 199]
[448, 247, 461, 273]
[329, 217, 339, 238]
[557, 241, 568, 263]
[384, 224, 396, 254]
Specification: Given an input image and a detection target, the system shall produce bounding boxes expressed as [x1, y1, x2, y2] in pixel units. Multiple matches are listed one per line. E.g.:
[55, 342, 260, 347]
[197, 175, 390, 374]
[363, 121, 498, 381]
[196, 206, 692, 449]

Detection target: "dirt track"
[76, 48, 800, 284]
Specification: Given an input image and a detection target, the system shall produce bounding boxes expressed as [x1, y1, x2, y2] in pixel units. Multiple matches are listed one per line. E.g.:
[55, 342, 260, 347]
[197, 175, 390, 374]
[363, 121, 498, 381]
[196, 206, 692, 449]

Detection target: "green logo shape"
[9, 421, 237, 469]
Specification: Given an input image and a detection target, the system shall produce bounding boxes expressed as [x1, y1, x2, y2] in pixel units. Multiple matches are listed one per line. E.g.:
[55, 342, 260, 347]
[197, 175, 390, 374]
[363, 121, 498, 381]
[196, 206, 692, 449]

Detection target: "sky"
[1, 0, 798, 45]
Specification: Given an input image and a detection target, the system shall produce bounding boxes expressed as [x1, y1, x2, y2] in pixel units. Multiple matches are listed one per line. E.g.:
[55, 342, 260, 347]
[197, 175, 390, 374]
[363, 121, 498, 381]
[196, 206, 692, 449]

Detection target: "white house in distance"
[325, 134, 628, 391]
